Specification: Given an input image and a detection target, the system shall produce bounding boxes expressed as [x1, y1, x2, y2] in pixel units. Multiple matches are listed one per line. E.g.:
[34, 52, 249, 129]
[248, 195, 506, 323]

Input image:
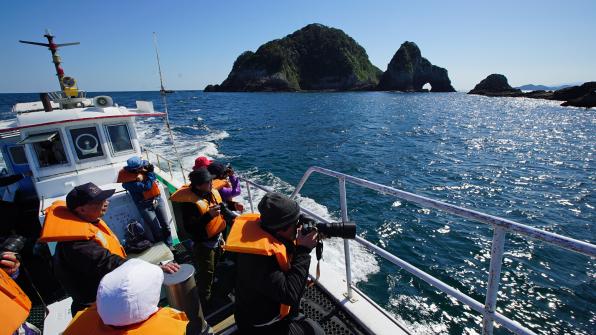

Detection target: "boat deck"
[26, 241, 373, 334]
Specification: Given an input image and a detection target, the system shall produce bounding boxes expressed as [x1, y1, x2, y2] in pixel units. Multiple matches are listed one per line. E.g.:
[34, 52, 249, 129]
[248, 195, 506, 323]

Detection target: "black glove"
[145, 163, 155, 172]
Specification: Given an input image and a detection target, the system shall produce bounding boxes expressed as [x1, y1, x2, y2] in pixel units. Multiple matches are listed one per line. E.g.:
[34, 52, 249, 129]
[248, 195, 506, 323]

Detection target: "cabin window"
[27, 132, 68, 167]
[69, 127, 104, 160]
[106, 124, 134, 154]
[9, 146, 27, 165]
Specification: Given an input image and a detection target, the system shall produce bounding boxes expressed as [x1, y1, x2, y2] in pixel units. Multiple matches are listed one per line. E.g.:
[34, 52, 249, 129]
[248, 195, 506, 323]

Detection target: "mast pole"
[152, 32, 184, 178]
[19, 29, 80, 94]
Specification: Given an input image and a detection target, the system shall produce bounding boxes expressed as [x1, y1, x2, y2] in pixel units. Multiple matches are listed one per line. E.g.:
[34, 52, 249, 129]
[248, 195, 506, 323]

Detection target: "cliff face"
[377, 42, 455, 92]
[205, 24, 382, 92]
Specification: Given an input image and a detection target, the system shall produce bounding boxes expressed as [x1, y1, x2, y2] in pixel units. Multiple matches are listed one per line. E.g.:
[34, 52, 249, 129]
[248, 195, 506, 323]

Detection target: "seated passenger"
[39, 182, 179, 316]
[118, 157, 172, 248]
[225, 192, 324, 335]
[192, 156, 212, 171]
[63, 259, 189, 335]
[170, 168, 235, 309]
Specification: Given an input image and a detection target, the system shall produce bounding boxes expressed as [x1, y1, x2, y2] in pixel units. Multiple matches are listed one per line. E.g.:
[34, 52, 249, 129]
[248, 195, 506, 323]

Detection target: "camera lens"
[316, 221, 356, 239]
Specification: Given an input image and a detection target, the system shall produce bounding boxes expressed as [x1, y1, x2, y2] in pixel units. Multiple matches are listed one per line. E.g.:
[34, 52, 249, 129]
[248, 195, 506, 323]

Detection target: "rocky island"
[377, 41, 455, 92]
[468, 74, 596, 108]
[204, 24, 382, 92]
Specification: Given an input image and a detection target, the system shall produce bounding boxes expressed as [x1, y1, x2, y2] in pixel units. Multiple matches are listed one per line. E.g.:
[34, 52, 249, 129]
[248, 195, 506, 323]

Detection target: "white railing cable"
[236, 166, 595, 335]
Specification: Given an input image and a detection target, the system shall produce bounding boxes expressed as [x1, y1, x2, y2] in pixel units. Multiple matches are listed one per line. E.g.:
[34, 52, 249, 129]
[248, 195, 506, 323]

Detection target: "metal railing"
[142, 147, 187, 184]
[238, 166, 595, 335]
[141, 152, 595, 335]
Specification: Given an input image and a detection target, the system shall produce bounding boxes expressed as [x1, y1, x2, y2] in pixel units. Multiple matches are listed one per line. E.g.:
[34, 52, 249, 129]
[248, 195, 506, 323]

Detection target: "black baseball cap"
[258, 192, 301, 230]
[188, 168, 213, 186]
[66, 182, 115, 211]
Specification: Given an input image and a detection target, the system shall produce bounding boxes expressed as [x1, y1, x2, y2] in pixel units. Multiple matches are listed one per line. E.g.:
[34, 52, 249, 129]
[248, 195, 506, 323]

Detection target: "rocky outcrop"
[468, 74, 522, 96]
[204, 24, 382, 92]
[558, 82, 596, 107]
[469, 75, 595, 108]
[377, 42, 455, 92]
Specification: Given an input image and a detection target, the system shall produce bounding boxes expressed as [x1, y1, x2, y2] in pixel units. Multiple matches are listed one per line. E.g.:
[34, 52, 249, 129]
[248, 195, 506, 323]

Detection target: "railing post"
[482, 227, 507, 335]
[167, 160, 173, 180]
[156, 154, 161, 172]
[180, 163, 187, 184]
[338, 177, 354, 301]
[246, 181, 255, 213]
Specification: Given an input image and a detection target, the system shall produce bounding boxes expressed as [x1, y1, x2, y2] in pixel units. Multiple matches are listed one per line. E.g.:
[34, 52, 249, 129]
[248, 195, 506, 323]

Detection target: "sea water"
[1, 91, 594, 334]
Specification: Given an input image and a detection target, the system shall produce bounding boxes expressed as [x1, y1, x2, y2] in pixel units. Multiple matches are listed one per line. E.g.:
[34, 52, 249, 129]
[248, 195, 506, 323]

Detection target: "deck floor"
[26, 241, 373, 334]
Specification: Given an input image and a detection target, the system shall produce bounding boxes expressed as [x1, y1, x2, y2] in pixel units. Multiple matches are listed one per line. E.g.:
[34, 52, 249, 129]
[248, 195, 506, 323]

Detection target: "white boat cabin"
[0, 96, 179, 251]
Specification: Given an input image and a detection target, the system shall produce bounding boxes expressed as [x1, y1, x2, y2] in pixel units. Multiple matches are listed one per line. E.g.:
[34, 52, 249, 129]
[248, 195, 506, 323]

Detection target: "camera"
[1, 235, 26, 253]
[0, 235, 26, 261]
[298, 215, 356, 239]
[144, 163, 155, 173]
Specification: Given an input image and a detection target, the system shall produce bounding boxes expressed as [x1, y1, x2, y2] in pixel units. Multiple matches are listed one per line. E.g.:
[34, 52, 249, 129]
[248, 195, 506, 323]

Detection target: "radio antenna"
[152, 32, 184, 182]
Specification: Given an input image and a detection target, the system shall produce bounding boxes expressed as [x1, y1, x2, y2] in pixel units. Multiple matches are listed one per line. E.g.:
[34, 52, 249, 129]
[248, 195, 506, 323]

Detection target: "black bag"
[124, 220, 152, 254]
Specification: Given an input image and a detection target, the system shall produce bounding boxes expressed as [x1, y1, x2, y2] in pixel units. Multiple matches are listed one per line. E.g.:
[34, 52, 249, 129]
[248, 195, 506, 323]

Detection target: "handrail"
[142, 147, 187, 184]
[237, 167, 595, 335]
[142, 153, 594, 334]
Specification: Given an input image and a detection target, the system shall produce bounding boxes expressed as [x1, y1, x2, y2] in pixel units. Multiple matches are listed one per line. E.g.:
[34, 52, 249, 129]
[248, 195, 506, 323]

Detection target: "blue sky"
[1, 0, 595, 92]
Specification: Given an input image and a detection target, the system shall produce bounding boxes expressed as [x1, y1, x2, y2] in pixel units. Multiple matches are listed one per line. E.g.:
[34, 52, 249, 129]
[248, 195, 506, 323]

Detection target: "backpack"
[124, 220, 152, 254]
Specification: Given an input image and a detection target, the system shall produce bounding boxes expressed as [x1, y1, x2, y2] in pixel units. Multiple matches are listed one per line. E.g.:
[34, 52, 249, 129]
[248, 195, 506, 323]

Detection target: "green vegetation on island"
[205, 24, 382, 92]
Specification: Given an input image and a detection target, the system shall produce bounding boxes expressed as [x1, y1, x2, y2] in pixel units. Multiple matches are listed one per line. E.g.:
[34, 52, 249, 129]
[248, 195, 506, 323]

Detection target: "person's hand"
[136, 174, 144, 182]
[160, 261, 180, 274]
[234, 202, 244, 212]
[208, 205, 221, 217]
[226, 167, 234, 177]
[0, 252, 20, 276]
[296, 229, 318, 251]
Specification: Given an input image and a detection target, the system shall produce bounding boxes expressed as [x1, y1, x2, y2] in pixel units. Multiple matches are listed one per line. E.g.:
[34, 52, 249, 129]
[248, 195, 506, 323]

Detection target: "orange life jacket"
[224, 213, 291, 321]
[39, 201, 126, 258]
[170, 186, 226, 239]
[63, 304, 188, 335]
[212, 178, 230, 191]
[117, 169, 161, 200]
[0, 269, 32, 335]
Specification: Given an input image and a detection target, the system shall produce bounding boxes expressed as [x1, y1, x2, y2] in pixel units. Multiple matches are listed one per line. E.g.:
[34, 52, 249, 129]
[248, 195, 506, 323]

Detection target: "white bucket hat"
[96, 259, 164, 326]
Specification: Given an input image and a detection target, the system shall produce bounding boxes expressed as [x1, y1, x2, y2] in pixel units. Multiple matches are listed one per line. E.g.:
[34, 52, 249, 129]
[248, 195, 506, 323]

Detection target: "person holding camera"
[118, 156, 172, 247]
[170, 168, 236, 309]
[207, 162, 242, 205]
[225, 192, 324, 335]
[39, 182, 180, 316]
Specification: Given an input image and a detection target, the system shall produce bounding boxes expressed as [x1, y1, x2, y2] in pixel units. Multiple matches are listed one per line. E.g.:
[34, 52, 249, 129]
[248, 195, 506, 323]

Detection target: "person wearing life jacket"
[207, 162, 243, 207]
[170, 168, 235, 309]
[39, 182, 180, 316]
[225, 192, 324, 335]
[63, 259, 202, 335]
[118, 157, 172, 247]
[1, 251, 40, 335]
[207, 162, 244, 238]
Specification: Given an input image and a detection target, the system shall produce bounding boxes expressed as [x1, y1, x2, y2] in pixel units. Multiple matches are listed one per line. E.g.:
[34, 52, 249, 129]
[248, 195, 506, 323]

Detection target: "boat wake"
[135, 118, 380, 284]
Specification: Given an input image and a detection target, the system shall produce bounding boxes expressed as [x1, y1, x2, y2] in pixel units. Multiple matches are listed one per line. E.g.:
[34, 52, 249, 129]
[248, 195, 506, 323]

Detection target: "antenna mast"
[152, 32, 184, 178]
[20, 29, 80, 93]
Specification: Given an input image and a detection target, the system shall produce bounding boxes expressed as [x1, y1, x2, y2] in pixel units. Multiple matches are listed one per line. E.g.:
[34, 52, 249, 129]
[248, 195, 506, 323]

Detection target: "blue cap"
[126, 157, 148, 170]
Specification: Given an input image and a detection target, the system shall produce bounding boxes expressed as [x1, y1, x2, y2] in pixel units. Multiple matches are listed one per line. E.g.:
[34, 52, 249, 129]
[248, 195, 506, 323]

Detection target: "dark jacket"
[54, 239, 126, 305]
[234, 242, 312, 332]
[179, 189, 235, 243]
